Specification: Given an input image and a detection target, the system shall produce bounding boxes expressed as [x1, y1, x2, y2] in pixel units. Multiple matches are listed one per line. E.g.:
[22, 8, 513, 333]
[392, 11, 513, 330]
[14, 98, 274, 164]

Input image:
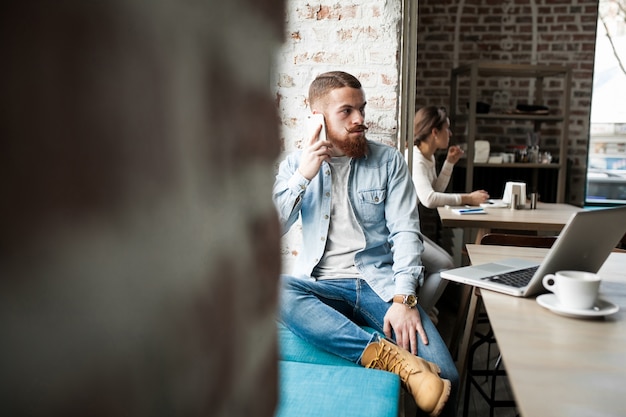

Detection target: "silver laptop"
[441, 206, 626, 297]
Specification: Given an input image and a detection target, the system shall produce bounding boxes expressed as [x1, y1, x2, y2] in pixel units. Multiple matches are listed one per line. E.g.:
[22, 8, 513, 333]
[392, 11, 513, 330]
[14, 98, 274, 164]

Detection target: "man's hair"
[308, 71, 362, 109]
[413, 106, 448, 145]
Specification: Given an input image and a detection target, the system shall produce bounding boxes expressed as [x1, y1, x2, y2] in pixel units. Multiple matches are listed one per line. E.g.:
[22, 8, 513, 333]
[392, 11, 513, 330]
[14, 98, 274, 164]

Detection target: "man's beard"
[331, 125, 369, 158]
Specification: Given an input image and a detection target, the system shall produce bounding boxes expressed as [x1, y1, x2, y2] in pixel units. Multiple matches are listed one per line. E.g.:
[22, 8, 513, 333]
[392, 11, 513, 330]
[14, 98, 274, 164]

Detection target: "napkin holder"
[502, 181, 527, 208]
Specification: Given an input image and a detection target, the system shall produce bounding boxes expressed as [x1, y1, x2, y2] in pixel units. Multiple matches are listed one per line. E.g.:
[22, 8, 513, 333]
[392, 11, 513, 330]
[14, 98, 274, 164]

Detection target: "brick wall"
[274, 1, 403, 152]
[274, 1, 404, 272]
[1, 1, 282, 416]
[275, 1, 602, 264]
[416, 0, 600, 205]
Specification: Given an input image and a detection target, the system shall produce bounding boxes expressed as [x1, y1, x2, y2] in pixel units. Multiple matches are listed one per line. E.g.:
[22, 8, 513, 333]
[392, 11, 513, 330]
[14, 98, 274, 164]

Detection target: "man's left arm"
[383, 150, 428, 353]
[385, 149, 425, 293]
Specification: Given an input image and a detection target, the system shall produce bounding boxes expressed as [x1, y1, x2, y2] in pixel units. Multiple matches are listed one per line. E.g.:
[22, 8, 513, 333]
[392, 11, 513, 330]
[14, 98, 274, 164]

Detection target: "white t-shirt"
[313, 156, 364, 279]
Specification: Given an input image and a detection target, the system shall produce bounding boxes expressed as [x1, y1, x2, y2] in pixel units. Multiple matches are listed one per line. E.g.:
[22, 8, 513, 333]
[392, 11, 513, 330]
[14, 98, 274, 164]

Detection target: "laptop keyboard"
[481, 265, 540, 288]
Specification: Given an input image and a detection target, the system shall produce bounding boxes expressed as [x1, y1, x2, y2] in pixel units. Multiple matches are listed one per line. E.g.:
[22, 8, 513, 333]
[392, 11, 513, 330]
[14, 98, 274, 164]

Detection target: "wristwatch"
[393, 294, 418, 309]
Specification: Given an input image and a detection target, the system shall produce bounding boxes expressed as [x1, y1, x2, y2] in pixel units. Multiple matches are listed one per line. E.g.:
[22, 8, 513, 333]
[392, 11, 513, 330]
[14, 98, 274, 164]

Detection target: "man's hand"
[383, 302, 429, 355]
[298, 124, 333, 180]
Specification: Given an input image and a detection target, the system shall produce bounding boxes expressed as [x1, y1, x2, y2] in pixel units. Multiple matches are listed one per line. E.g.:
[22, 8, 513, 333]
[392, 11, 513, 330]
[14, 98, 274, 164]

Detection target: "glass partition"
[585, 0, 626, 205]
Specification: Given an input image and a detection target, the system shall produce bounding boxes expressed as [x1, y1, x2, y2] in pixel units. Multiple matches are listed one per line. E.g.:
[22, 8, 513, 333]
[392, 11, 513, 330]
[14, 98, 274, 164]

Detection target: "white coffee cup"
[542, 270, 601, 310]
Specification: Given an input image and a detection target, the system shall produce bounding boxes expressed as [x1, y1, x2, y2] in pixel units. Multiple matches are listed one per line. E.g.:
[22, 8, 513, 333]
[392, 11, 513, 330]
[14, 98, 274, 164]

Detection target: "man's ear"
[310, 105, 325, 115]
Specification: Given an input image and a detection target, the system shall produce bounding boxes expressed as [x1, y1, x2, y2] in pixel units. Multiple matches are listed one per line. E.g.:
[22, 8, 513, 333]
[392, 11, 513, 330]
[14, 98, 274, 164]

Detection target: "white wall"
[272, 1, 404, 273]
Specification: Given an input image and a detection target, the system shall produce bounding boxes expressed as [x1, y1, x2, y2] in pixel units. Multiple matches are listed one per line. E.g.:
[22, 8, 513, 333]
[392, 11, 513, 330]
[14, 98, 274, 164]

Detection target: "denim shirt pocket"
[356, 188, 386, 224]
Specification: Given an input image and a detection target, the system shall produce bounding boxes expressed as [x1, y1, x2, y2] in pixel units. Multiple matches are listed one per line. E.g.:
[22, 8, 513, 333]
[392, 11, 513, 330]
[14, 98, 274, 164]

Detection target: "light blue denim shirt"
[273, 140, 425, 301]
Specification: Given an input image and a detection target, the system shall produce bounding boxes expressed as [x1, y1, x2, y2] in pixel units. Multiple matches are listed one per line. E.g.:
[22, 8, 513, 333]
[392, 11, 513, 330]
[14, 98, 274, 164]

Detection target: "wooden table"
[438, 203, 583, 364]
[466, 244, 626, 417]
[437, 202, 583, 243]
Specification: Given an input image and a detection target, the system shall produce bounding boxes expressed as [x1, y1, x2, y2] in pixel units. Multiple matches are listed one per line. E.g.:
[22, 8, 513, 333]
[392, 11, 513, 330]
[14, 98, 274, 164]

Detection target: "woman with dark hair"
[408, 106, 490, 315]
[412, 106, 489, 208]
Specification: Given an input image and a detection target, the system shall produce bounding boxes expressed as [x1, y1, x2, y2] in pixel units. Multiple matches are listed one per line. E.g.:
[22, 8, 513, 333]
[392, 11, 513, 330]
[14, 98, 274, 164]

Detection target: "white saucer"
[536, 294, 619, 319]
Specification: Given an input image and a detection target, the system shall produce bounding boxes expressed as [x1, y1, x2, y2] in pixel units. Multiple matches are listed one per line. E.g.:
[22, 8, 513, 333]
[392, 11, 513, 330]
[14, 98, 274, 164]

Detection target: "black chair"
[462, 233, 557, 417]
[479, 233, 557, 248]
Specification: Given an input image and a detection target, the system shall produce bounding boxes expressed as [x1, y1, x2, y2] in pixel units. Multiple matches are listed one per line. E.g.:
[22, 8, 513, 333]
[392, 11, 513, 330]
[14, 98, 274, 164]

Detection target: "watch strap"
[392, 294, 418, 308]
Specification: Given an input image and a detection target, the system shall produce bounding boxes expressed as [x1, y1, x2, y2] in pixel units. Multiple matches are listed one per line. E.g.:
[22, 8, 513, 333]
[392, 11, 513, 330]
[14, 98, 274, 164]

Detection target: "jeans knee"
[279, 275, 304, 311]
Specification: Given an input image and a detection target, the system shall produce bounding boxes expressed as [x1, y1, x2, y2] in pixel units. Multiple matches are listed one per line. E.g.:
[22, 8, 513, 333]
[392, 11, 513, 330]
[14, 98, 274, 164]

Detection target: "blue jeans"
[279, 275, 459, 416]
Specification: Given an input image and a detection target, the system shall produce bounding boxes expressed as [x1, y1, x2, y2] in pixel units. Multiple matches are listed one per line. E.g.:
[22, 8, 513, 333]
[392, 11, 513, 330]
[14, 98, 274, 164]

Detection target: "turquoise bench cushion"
[275, 360, 400, 417]
[277, 322, 379, 367]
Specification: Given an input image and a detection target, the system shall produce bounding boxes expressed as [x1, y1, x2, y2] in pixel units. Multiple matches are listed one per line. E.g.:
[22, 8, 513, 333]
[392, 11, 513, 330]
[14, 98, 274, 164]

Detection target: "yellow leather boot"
[361, 338, 451, 416]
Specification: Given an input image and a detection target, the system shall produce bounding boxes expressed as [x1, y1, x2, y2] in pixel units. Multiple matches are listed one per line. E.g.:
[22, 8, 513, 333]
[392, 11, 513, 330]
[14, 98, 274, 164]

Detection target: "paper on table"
[480, 199, 508, 208]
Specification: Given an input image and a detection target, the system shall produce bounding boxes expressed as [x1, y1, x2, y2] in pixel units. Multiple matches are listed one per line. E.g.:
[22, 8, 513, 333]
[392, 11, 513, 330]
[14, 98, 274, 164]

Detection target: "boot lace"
[365, 342, 419, 384]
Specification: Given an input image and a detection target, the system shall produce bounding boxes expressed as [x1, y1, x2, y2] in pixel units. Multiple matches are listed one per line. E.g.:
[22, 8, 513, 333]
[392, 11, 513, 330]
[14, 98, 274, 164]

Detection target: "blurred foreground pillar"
[0, 1, 284, 416]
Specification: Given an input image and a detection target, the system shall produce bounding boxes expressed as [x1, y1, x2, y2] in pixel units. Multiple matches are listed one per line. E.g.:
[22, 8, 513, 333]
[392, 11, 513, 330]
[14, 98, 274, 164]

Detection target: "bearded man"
[272, 71, 459, 417]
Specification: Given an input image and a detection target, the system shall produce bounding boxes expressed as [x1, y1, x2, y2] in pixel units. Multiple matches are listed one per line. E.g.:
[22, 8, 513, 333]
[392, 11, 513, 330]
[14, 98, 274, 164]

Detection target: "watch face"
[405, 294, 418, 308]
